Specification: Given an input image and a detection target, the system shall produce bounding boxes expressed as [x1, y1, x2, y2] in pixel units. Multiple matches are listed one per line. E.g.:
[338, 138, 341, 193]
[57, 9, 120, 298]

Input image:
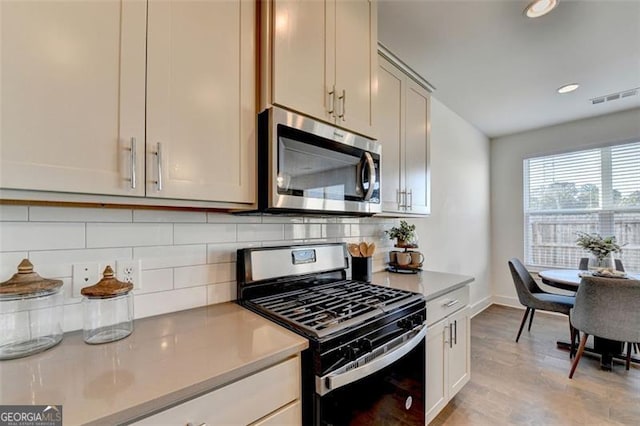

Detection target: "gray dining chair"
[578, 257, 589, 271]
[508, 259, 577, 352]
[569, 276, 640, 378]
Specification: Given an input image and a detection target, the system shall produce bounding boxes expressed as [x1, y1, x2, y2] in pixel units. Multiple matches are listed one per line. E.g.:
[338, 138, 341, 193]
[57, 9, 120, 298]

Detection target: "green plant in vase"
[575, 231, 622, 269]
[386, 221, 417, 248]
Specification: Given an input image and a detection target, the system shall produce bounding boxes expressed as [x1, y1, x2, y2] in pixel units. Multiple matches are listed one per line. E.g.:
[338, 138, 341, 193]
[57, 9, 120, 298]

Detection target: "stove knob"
[360, 338, 373, 353]
[347, 345, 362, 360]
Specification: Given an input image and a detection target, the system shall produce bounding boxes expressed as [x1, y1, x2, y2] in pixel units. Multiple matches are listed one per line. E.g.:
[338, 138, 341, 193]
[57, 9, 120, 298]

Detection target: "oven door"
[261, 107, 381, 214]
[315, 325, 426, 425]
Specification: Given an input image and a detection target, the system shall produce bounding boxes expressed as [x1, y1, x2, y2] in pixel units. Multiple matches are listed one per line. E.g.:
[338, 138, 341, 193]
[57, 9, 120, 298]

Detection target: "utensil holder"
[352, 257, 372, 282]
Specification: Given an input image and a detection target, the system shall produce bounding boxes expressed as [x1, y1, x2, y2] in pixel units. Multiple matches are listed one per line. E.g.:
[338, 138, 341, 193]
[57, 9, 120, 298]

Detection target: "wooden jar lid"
[0, 259, 63, 298]
[81, 265, 133, 298]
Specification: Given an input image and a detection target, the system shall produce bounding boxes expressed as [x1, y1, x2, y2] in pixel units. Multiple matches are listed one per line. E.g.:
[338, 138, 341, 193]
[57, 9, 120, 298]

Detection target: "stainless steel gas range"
[237, 243, 426, 425]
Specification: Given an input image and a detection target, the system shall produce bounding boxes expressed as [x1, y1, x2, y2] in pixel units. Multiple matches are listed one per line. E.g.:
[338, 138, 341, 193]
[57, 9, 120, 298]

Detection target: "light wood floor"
[432, 305, 640, 425]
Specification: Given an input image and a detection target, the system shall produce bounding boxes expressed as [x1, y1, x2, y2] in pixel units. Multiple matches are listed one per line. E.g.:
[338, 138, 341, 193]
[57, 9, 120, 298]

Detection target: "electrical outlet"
[72, 262, 100, 298]
[116, 260, 142, 290]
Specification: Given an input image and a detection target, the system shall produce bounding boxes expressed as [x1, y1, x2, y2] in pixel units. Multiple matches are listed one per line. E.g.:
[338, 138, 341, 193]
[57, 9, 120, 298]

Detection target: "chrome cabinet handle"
[398, 190, 406, 209]
[155, 142, 163, 191]
[361, 152, 376, 201]
[342, 89, 346, 121]
[449, 323, 453, 349]
[453, 320, 457, 345]
[443, 299, 459, 308]
[328, 85, 336, 117]
[338, 89, 346, 121]
[407, 188, 413, 210]
[129, 137, 137, 189]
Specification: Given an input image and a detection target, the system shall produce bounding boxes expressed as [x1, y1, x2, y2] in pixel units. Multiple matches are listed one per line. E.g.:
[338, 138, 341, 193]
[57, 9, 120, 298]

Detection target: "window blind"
[524, 141, 640, 270]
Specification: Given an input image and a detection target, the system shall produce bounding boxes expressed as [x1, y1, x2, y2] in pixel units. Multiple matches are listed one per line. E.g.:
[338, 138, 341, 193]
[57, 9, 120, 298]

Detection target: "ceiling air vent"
[591, 87, 639, 105]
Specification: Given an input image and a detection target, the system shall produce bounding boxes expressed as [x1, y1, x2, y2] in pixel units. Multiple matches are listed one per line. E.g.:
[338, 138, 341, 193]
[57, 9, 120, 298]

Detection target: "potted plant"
[386, 221, 417, 248]
[575, 231, 623, 269]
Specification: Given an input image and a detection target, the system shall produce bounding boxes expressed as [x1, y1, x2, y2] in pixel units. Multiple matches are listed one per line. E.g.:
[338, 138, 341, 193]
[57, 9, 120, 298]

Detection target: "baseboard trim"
[469, 295, 492, 318]
[491, 295, 522, 309]
[490, 295, 567, 318]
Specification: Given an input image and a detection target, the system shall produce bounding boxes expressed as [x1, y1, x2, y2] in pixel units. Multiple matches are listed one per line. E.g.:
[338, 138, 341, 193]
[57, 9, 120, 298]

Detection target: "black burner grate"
[249, 280, 421, 337]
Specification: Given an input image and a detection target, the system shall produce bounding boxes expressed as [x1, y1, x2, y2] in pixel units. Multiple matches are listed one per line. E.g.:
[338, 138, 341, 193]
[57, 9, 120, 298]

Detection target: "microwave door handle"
[317, 325, 426, 396]
[361, 152, 376, 201]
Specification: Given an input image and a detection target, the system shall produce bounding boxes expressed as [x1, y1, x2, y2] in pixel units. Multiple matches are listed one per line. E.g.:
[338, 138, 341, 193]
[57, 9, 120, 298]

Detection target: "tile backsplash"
[0, 205, 397, 332]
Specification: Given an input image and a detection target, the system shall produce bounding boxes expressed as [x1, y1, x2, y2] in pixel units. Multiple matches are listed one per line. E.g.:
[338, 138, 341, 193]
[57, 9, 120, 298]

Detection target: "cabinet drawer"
[426, 285, 469, 326]
[133, 356, 300, 425]
[251, 400, 301, 426]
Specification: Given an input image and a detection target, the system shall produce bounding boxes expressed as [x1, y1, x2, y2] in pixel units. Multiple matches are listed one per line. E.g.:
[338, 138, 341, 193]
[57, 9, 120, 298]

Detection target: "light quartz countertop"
[0, 302, 308, 425]
[371, 269, 474, 301]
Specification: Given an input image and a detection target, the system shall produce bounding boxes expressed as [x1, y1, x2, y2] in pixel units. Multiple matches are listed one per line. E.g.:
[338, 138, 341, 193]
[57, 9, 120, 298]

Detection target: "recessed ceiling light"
[557, 83, 580, 94]
[525, 0, 558, 18]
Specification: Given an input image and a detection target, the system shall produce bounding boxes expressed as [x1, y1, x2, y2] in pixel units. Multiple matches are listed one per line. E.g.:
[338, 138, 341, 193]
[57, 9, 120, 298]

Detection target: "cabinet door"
[377, 56, 404, 213]
[448, 306, 471, 397]
[0, 0, 146, 196]
[404, 79, 431, 215]
[333, 0, 376, 138]
[146, 0, 255, 203]
[426, 319, 448, 424]
[271, 0, 331, 123]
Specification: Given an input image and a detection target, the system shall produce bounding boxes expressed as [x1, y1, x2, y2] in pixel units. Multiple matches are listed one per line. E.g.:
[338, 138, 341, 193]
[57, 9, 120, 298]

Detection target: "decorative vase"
[588, 253, 614, 270]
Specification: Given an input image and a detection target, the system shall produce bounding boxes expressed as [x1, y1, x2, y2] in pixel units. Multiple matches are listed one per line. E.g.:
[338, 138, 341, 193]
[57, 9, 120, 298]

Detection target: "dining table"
[538, 268, 640, 370]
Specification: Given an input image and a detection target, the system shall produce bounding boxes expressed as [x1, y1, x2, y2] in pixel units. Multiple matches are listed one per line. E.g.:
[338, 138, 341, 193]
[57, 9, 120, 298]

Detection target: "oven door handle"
[316, 324, 426, 396]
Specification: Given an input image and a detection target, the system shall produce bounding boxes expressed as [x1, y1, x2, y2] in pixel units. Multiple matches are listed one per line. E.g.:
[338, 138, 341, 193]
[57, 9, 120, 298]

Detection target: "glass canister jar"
[0, 259, 64, 360]
[81, 265, 134, 344]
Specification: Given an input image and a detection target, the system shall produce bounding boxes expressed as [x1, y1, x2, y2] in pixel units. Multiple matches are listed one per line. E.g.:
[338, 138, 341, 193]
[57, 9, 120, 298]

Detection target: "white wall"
[413, 97, 492, 315]
[491, 108, 640, 306]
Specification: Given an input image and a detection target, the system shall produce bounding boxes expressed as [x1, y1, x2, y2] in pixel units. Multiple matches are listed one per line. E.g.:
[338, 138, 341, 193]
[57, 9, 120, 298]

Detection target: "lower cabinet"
[132, 356, 301, 425]
[426, 287, 471, 424]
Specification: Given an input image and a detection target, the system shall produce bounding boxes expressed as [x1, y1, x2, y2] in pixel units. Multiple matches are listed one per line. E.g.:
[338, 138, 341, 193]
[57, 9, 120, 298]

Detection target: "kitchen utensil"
[366, 242, 376, 257]
[81, 265, 134, 344]
[359, 242, 369, 258]
[0, 259, 64, 360]
[348, 244, 361, 257]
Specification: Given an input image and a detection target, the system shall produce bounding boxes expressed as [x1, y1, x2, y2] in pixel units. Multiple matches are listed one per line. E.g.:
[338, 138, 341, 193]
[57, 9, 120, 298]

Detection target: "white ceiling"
[378, 0, 640, 138]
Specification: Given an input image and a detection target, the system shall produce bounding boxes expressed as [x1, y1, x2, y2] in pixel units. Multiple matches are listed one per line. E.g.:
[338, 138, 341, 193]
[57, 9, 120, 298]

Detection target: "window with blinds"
[524, 141, 640, 270]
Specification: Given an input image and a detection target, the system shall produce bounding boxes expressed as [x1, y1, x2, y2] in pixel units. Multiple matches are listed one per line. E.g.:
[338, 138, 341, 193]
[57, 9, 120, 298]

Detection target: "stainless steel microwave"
[258, 107, 381, 215]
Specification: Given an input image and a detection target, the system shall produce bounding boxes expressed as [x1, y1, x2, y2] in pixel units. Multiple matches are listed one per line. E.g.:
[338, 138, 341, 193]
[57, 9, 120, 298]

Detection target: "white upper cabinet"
[404, 79, 430, 214]
[377, 53, 431, 216]
[333, 0, 377, 138]
[266, 0, 377, 139]
[377, 59, 404, 212]
[0, 0, 146, 196]
[146, 0, 255, 203]
[1, 0, 255, 207]
[271, 0, 330, 123]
